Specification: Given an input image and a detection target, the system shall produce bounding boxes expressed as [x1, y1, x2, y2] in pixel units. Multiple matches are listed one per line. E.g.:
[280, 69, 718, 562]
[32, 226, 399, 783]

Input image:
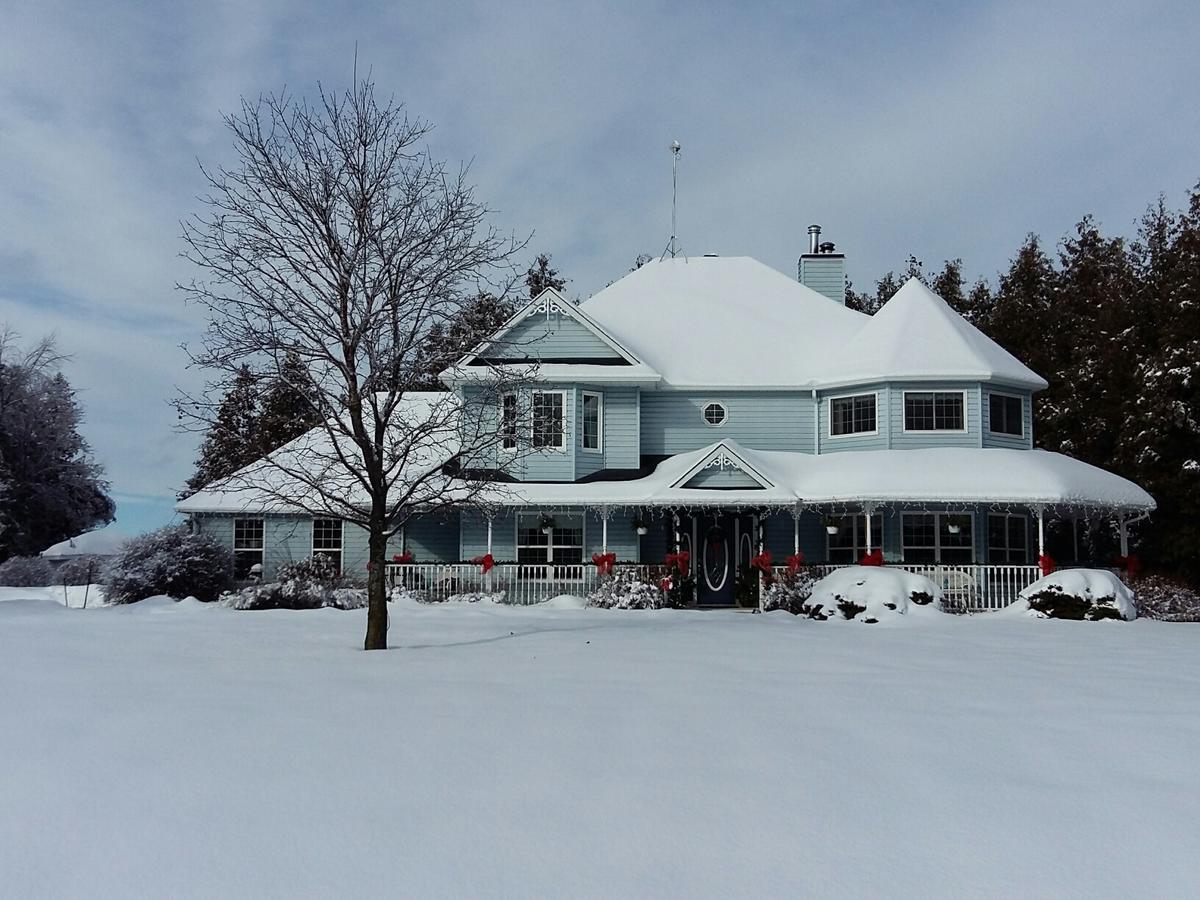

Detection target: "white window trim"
[987, 512, 1029, 562]
[499, 392, 518, 454]
[514, 512, 587, 566]
[826, 390, 880, 439]
[701, 400, 728, 428]
[581, 390, 604, 454]
[233, 517, 265, 576]
[531, 389, 568, 452]
[311, 517, 343, 559]
[900, 511, 977, 563]
[901, 390, 970, 434]
[986, 390, 1025, 438]
[824, 514, 884, 561]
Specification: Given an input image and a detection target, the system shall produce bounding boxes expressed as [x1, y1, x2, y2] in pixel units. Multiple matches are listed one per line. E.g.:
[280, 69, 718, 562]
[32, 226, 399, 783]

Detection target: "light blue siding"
[402, 511, 460, 562]
[816, 384, 889, 453]
[681, 466, 765, 489]
[798, 255, 846, 304]
[483, 312, 620, 361]
[888, 383, 981, 450]
[574, 385, 640, 478]
[981, 387, 1034, 449]
[640, 392, 814, 454]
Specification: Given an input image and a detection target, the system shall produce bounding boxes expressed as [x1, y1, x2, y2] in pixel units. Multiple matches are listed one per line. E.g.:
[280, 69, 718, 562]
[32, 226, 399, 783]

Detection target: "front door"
[695, 513, 735, 606]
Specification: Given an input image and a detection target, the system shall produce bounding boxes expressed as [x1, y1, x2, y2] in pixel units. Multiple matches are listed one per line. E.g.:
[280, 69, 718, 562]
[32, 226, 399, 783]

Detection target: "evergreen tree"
[256, 352, 321, 455]
[0, 334, 113, 558]
[183, 365, 259, 495]
[524, 253, 566, 298]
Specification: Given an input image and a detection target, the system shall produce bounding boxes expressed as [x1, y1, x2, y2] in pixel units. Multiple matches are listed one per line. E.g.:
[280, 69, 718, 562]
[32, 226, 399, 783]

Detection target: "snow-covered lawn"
[2, 597, 1198, 898]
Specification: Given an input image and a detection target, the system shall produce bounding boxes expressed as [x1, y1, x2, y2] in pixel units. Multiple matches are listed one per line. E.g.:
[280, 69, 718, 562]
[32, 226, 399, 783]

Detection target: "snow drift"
[806, 566, 943, 622]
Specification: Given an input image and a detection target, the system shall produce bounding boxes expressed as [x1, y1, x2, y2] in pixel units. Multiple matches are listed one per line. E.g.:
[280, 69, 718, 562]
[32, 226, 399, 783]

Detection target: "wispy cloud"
[2, 0, 1198, 533]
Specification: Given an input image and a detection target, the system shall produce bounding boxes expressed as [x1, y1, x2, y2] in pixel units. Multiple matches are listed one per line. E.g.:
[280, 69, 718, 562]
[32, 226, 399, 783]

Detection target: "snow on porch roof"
[489, 442, 1155, 512]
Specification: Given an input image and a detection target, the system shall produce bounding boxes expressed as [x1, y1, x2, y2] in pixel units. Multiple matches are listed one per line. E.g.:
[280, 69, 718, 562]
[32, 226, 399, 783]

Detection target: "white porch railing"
[778, 563, 1042, 611]
[386, 562, 1042, 610]
[387, 563, 599, 605]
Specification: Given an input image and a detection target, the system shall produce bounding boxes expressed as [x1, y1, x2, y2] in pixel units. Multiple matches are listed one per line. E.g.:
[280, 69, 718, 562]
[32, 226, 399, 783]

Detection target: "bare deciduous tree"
[179, 76, 526, 649]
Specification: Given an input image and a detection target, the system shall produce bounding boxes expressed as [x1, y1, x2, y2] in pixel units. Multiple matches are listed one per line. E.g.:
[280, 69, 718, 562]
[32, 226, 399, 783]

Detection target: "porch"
[386, 560, 1046, 611]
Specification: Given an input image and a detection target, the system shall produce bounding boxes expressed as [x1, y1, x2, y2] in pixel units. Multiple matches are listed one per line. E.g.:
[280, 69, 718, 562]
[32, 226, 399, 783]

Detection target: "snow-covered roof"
[580, 256, 868, 389]
[578, 258, 1047, 391]
[484, 440, 1154, 512]
[40, 524, 128, 558]
[816, 279, 1048, 390]
[176, 392, 463, 515]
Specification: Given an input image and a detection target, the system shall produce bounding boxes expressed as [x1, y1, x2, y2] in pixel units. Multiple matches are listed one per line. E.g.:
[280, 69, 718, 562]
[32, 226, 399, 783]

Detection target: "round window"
[703, 402, 727, 426]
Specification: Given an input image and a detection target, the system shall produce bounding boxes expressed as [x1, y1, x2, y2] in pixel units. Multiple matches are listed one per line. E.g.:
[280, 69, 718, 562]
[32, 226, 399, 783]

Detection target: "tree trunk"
[363, 519, 389, 650]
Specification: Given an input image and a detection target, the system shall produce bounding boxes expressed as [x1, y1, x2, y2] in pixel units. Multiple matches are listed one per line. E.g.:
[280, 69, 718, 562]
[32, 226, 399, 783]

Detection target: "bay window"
[829, 393, 877, 436]
[904, 391, 965, 432]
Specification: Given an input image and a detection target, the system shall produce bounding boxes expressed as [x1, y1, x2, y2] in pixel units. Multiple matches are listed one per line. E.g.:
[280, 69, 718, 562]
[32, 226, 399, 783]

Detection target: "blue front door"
[695, 513, 735, 606]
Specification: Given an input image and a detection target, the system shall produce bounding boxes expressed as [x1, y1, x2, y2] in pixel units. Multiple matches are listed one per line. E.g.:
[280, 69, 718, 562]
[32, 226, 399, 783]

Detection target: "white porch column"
[1118, 512, 1129, 557]
[601, 506, 609, 555]
[672, 511, 681, 552]
[863, 504, 875, 554]
[753, 512, 763, 614]
[792, 505, 800, 556]
[1036, 507, 1045, 558]
[486, 515, 493, 555]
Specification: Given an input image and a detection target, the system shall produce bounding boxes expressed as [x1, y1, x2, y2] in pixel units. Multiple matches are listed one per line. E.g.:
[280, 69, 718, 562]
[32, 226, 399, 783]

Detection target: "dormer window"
[702, 402, 727, 427]
[829, 393, 877, 436]
[904, 391, 966, 432]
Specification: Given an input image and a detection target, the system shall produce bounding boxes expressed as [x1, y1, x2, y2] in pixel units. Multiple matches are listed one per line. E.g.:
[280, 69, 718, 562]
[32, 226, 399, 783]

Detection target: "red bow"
[473, 553, 495, 574]
[785, 553, 805, 575]
[1115, 553, 1142, 576]
[665, 551, 690, 576]
[859, 549, 884, 567]
[1038, 554, 1056, 577]
[592, 552, 617, 575]
[750, 551, 773, 573]
[392, 551, 414, 564]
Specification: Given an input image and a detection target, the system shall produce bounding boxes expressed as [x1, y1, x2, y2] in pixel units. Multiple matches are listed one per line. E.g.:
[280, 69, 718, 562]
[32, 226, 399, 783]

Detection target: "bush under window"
[105, 526, 233, 604]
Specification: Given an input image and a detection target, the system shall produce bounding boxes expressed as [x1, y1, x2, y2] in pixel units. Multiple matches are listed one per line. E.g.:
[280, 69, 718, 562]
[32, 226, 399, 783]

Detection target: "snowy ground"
[2, 596, 1198, 899]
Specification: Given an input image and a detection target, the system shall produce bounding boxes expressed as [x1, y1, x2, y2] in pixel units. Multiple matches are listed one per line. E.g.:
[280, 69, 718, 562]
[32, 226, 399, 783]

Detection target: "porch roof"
[486, 441, 1156, 513]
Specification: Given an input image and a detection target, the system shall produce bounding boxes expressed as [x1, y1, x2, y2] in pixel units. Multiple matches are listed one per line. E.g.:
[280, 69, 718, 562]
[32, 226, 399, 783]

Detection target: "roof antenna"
[662, 141, 682, 260]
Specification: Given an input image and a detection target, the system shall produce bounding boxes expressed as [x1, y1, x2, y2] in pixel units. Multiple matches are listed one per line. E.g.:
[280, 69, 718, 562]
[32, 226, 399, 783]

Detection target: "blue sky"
[2, 0, 1198, 535]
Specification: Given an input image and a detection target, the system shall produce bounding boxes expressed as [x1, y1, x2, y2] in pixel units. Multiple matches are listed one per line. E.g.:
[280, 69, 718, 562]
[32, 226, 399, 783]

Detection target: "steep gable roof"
[458, 288, 646, 369]
[580, 256, 868, 388]
[672, 441, 775, 491]
[819, 278, 1048, 390]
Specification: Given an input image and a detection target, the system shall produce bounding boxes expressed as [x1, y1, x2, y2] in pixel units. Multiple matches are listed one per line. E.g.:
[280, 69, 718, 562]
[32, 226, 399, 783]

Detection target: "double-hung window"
[830, 393, 877, 436]
[826, 514, 884, 564]
[901, 513, 973, 563]
[233, 518, 265, 579]
[581, 392, 603, 452]
[312, 518, 343, 572]
[904, 392, 965, 432]
[987, 514, 1028, 563]
[988, 393, 1023, 437]
[532, 391, 565, 450]
[500, 393, 518, 451]
[516, 513, 584, 567]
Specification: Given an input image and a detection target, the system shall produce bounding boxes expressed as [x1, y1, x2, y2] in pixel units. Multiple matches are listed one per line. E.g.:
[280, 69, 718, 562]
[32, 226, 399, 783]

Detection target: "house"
[176, 228, 1155, 607]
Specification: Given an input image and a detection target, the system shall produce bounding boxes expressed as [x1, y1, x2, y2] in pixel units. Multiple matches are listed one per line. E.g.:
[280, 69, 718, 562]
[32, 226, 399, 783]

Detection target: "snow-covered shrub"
[1132, 575, 1200, 622]
[588, 569, 668, 609]
[0, 555, 53, 586]
[223, 555, 365, 610]
[1017, 569, 1135, 621]
[105, 526, 233, 604]
[55, 555, 105, 585]
[762, 568, 817, 614]
[805, 566, 944, 623]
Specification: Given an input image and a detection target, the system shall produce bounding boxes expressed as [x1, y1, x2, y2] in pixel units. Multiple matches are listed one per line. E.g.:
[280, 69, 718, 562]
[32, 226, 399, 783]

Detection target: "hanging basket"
[947, 524, 961, 534]
[538, 513, 555, 535]
[825, 525, 839, 535]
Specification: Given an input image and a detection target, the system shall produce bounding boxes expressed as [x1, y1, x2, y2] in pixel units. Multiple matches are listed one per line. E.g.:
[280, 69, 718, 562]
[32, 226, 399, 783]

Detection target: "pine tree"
[183, 365, 259, 495]
[256, 352, 321, 456]
[0, 336, 113, 558]
[524, 253, 566, 298]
